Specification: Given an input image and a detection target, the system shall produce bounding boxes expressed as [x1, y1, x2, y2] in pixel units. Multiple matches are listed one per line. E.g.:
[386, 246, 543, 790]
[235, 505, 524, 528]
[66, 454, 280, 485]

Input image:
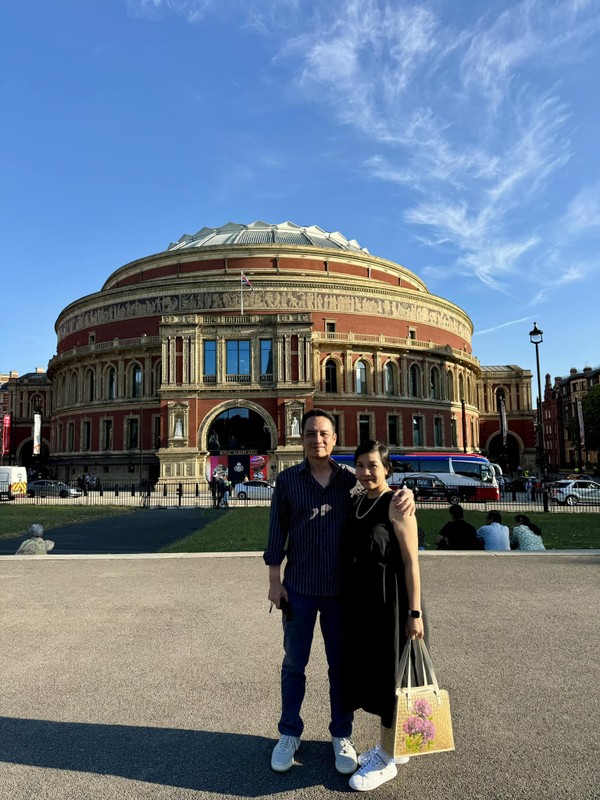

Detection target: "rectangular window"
[359, 414, 370, 444]
[203, 340, 216, 376]
[434, 417, 443, 447]
[408, 328, 417, 340]
[451, 418, 458, 447]
[102, 419, 113, 450]
[387, 415, 399, 446]
[82, 421, 91, 451]
[67, 423, 74, 452]
[226, 340, 251, 375]
[412, 416, 423, 446]
[88, 333, 96, 344]
[153, 415, 161, 449]
[332, 414, 342, 442]
[326, 321, 336, 335]
[58, 424, 63, 451]
[260, 339, 273, 376]
[127, 418, 139, 449]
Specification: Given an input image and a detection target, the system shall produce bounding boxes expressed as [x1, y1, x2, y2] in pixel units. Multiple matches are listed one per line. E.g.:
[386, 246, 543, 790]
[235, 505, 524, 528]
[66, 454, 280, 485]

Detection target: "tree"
[581, 384, 600, 451]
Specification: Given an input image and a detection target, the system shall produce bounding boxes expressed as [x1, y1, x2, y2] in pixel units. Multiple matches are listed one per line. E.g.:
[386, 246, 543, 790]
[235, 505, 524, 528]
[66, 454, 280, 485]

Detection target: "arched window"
[60, 375, 67, 407]
[383, 362, 394, 396]
[132, 364, 143, 398]
[107, 367, 117, 400]
[447, 371, 455, 402]
[151, 360, 161, 395]
[458, 373, 465, 401]
[70, 372, 78, 404]
[410, 364, 421, 397]
[86, 369, 95, 402]
[355, 360, 367, 394]
[430, 367, 440, 399]
[324, 359, 338, 393]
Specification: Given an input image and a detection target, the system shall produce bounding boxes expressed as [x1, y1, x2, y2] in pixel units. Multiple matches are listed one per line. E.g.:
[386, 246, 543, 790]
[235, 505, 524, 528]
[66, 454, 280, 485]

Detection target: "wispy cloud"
[475, 317, 532, 336]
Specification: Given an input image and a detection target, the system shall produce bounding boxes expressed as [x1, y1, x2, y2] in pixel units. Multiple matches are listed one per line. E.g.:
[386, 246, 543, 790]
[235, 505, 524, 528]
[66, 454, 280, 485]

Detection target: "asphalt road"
[0, 551, 598, 800]
[0, 508, 217, 556]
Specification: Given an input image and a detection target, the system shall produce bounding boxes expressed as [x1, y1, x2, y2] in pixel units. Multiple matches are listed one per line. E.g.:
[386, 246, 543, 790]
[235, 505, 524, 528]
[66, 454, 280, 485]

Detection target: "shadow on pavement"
[0, 717, 348, 796]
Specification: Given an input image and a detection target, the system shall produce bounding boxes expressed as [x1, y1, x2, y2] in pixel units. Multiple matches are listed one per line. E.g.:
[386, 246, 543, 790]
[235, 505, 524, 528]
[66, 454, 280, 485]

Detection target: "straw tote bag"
[380, 638, 455, 759]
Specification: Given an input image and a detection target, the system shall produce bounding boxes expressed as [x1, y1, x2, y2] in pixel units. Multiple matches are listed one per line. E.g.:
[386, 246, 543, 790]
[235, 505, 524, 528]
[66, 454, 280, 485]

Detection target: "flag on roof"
[241, 271, 254, 290]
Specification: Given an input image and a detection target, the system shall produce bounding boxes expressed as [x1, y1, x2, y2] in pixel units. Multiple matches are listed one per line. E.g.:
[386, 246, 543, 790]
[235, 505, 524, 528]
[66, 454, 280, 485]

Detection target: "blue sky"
[2, 0, 599, 387]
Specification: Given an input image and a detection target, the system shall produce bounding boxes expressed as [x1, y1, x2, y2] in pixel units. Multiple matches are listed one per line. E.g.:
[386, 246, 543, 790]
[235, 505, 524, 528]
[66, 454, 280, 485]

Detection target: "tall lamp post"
[529, 322, 546, 481]
[460, 397, 468, 454]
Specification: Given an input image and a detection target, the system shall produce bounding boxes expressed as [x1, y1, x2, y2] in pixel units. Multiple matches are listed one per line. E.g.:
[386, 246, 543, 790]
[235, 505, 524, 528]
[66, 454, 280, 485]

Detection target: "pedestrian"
[264, 409, 415, 775]
[510, 514, 546, 551]
[476, 510, 511, 551]
[15, 524, 55, 555]
[342, 440, 424, 791]
[436, 504, 483, 550]
[210, 475, 219, 508]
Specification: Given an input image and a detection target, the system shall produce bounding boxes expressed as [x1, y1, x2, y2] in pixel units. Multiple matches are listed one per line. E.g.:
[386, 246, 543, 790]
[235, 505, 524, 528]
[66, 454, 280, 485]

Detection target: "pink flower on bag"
[413, 698, 433, 718]
[402, 697, 436, 752]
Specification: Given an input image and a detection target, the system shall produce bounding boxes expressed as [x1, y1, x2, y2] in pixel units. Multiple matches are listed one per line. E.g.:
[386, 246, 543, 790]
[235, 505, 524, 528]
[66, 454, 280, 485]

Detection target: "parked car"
[235, 480, 275, 501]
[550, 479, 600, 506]
[395, 473, 473, 505]
[27, 480, 82, 499]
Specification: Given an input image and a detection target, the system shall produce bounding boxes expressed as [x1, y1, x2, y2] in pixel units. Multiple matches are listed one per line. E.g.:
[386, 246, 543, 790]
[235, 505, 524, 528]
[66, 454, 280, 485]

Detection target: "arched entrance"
[486, 432, 521, 474]
[200, 402, 276, 484]
[16, 439, 51, 478]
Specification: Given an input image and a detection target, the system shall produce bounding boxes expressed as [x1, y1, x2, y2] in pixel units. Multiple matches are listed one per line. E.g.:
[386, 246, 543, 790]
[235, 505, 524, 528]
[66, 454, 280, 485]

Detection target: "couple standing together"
[264, 409, 423, 792]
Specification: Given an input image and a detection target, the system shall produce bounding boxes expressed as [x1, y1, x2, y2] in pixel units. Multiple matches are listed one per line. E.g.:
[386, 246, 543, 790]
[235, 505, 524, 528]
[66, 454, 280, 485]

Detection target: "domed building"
[47, 221, 481, 486]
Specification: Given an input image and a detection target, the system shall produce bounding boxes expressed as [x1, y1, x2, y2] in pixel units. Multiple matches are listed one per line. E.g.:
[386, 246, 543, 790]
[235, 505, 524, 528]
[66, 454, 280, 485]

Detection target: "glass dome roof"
[167, 221, 369, 253]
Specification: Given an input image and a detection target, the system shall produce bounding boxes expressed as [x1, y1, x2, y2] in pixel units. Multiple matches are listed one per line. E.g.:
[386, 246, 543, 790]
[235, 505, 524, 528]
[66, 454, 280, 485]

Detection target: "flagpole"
[240, 271, 243, 315]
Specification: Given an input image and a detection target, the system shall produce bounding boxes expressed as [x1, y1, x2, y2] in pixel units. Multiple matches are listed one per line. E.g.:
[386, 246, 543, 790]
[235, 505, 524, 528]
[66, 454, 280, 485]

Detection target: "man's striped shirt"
[264, 458, 357, 596]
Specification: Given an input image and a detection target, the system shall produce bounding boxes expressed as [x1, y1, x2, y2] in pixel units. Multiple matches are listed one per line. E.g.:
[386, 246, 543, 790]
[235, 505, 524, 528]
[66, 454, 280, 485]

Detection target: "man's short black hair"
[448, 504, 464, 519]
[486, 510, 502, 524]
[301, 408, 336, 434]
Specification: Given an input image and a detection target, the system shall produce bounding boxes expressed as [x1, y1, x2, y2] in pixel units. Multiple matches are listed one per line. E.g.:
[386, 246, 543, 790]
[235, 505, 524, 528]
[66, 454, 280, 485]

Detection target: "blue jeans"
[278, 586, 353, 738]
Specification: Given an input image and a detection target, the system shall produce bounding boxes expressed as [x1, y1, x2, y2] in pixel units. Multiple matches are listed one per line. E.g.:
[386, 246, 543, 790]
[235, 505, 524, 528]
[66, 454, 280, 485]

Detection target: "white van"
[0, 466, 28, 500]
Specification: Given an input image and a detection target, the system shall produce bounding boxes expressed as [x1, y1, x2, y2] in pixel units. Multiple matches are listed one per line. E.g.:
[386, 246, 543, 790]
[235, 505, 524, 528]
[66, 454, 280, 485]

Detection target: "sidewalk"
[0, 552, 598, 799]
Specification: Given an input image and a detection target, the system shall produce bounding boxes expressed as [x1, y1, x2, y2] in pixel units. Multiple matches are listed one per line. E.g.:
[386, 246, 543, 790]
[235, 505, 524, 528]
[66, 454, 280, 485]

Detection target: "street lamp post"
[460, 397, 468, 454]
[529, 322, 547, 484]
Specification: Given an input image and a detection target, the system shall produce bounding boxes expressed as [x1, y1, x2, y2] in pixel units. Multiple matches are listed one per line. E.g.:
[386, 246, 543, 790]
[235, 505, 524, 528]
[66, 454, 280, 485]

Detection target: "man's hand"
[268, 581, 288, 608]
[391, 486, 416, 516]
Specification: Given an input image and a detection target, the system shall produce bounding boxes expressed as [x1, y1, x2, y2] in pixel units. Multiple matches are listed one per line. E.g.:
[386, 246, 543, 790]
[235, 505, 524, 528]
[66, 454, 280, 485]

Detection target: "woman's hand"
[405, 616, 424, 640]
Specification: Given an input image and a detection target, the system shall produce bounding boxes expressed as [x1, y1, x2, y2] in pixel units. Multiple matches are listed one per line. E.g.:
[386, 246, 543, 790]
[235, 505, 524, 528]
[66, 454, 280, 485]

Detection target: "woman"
[343, 440, 424, 792]
[510, 514, 546, 551]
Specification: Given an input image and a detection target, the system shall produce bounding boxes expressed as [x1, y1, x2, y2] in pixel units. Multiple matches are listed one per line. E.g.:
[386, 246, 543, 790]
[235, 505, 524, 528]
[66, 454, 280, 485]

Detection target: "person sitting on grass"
[436, 504, 483, 550]
[476, 510, 510, 551]
[15, 524, 55, 555]
[510, 514, 546, 551]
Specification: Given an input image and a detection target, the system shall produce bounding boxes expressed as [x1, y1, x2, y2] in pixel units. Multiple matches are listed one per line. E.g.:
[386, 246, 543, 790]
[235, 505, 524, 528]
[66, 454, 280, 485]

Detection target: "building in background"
[0, 369, 52, 475]
[44, 220, 494, 485]
[544, 367, 600, 472]
[477, 365, 536, 474]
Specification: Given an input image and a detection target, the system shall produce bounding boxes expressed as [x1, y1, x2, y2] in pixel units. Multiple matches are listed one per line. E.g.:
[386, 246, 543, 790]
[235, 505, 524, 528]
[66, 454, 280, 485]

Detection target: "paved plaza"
[1, 550, 598, 800]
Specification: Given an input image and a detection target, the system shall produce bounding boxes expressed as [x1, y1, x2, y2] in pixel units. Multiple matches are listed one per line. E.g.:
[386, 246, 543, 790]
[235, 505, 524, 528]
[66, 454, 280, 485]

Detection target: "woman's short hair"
[353, 439, 392, 477]
[28, 524, 44, 537]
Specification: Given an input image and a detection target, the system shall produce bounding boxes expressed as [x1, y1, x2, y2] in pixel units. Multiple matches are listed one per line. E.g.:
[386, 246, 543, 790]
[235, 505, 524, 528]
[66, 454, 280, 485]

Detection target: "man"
[436, 504, 483, 550]
[264, 409, 414, 775]
[476, 510, 511, 551]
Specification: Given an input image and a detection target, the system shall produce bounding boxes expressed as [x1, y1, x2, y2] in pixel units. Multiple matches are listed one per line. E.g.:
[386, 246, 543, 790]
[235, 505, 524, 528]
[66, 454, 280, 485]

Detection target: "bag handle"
[396, 639, 442, 704]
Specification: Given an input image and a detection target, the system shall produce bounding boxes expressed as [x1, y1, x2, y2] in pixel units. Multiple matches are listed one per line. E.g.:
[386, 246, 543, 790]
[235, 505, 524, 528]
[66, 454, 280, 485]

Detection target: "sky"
[2, 0, 600, 387]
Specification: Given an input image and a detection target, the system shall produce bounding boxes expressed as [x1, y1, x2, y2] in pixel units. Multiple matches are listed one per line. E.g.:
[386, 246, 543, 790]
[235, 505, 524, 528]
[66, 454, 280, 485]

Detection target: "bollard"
[178, 482, 183, 507]
[131, 483, 136, 496]
[115, 484, 119, 497]
[543, 490, 549, 513]
[195, 482, 199, 497]
[99, 486, 104, 497]
[511, 489, 516, 502]
[163, 483, 167, 497]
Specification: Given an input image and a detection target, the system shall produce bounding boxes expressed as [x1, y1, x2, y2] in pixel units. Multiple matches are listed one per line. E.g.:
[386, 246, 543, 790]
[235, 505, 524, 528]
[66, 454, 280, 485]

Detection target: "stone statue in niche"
[290, 415, 300, 437]
[174, 417, 184, 438]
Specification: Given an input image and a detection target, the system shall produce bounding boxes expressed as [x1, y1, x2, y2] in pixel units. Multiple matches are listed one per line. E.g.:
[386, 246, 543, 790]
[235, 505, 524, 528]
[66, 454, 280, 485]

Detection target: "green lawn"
[1, 504, 597, 550]
[160, 507, 600, 552]
[0, 506, 134, 540]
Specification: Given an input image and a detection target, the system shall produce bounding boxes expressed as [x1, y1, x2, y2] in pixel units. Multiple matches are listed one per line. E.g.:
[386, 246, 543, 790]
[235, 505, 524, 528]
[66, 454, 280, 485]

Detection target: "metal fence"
[14, 481, 600, 513]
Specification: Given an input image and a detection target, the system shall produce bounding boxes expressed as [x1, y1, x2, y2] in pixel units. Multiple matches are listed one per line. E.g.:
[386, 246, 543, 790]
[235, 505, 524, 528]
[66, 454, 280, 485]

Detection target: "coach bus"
[332, 451, 499, 502]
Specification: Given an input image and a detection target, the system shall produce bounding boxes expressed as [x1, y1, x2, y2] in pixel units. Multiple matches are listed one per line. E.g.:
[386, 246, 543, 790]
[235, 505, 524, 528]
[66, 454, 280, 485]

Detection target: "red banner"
[2, 414, 10, 456]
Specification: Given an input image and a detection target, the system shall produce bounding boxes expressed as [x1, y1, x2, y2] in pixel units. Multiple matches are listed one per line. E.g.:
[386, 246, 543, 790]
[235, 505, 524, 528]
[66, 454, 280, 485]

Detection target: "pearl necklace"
[354, 489, 390, 520]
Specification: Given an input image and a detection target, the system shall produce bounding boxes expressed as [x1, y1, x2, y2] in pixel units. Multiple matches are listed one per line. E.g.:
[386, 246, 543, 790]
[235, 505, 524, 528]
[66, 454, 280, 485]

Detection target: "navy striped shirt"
[264, 458, 358, 596]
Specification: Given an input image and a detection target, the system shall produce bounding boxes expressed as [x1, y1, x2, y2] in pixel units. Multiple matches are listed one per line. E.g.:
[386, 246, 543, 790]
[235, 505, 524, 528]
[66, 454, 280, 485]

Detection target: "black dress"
[343, 491, 423, 729]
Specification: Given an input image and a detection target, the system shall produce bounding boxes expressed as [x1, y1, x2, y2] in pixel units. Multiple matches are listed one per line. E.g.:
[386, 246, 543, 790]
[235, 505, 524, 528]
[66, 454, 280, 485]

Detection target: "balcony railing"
[313, 332, 479, 367]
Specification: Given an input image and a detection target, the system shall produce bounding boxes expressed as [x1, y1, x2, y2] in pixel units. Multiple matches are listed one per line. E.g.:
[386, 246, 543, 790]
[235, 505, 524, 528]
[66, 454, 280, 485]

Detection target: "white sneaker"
[349, 750, 397, 791]
[332, 736, 358, 774]
[271, 735, 300, 772]
[357, 743, 409, 767]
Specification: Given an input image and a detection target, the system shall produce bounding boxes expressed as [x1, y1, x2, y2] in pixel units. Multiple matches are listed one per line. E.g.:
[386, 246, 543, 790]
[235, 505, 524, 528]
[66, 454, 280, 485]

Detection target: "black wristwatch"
[407, 609, 421, 618]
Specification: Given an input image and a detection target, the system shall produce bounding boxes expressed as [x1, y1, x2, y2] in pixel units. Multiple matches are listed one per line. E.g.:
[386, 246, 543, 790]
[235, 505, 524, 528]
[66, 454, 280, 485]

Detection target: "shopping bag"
[380, 638, 455, 759]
